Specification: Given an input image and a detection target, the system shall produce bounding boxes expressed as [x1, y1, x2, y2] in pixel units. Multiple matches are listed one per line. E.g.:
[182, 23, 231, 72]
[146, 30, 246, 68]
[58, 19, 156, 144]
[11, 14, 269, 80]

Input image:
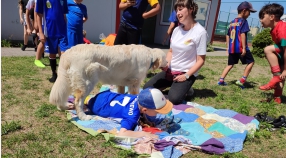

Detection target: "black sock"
[49, 58, 57, 83]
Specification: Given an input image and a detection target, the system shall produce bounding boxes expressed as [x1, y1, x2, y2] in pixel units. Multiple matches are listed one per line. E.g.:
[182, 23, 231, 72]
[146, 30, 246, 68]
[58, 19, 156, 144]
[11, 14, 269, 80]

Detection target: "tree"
[251, 28, 274, 58]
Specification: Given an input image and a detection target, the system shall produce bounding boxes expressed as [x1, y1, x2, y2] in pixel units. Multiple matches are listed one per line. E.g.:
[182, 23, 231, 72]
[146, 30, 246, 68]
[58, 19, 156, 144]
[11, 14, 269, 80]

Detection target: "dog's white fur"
[49, 44, 167, 120]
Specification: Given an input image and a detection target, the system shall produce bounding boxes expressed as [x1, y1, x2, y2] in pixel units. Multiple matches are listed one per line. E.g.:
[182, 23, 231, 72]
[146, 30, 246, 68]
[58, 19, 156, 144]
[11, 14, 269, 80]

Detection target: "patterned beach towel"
[67, 85, 259, 157]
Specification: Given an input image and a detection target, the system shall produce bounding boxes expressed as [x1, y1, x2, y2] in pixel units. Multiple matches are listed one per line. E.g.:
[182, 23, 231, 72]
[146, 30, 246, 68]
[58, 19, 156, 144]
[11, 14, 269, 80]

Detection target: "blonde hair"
[83, 30, 87, 37]
[174, 0, 198, 19]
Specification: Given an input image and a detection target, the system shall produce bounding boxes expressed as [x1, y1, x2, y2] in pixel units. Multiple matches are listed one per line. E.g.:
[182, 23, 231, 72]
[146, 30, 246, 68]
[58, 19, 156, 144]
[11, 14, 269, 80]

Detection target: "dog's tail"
[49, 55, 72, 111]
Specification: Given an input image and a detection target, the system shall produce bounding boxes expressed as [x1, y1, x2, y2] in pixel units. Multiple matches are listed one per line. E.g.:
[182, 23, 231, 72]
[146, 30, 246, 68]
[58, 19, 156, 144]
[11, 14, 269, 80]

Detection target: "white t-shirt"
[170, 23, 207, 77]
[26, 0, 36, 10]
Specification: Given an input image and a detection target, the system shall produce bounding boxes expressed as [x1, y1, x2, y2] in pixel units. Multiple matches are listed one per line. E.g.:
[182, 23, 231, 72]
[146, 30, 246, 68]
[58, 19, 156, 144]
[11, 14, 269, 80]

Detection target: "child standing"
[259, 3, 286, 104]
[218, 1, 256, 88]
[113, 0, 161, 45]
[36, 0, 69, 82]
[83, 30, 91, 44]
[66, 0, 88, 47]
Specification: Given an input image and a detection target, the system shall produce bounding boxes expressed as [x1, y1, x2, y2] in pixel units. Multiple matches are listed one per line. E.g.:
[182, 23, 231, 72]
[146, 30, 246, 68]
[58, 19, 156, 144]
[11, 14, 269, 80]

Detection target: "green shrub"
[252, 28, 274, 58]
[207, 43, 214, 52]
[1, 39, 11, 47]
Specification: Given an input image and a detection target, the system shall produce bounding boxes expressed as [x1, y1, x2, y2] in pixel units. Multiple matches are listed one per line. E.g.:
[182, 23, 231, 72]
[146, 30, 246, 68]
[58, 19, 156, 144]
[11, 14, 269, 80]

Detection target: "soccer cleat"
[259, 76, 282, 90]
[34, 60, 46, 68]
[235, 80, 245, 89]
[21, 45, 27, 51]
[217, 81, 227, 86]
[260, 97, 281, 104]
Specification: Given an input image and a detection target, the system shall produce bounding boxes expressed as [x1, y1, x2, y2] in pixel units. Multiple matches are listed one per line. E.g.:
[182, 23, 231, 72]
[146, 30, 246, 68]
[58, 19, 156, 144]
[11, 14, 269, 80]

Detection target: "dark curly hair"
[259, 3, 284, 20]
[174, 0, 198, 19]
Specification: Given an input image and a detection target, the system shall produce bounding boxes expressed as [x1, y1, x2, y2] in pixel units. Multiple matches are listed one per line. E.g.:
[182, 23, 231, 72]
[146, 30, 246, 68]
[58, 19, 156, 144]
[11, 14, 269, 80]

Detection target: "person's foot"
[260, 97, 281, 104]
[49, 73, 57, 83]
[217, 81, 227, 86]
[34, 60, 46, 68]
[259, 76, 282, 90]
[235, 80, 245, 89]
[21, 45, 27, 51]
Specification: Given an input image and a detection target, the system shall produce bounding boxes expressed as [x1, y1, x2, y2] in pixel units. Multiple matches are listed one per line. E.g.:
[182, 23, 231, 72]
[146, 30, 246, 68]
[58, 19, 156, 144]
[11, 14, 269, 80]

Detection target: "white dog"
[49, 44, 167, 120]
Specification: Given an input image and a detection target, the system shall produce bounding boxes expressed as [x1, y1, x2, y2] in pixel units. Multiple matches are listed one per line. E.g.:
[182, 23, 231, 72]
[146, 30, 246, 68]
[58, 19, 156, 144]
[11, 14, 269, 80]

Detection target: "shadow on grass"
[228, 80, 258, 89]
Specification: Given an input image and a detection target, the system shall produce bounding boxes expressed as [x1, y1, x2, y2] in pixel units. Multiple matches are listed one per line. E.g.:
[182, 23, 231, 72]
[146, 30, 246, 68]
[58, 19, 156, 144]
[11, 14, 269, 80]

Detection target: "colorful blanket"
[67, 85, 259, 157]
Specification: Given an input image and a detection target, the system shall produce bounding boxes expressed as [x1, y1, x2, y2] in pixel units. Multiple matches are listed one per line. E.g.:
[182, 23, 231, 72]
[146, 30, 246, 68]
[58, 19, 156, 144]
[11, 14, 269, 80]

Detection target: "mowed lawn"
[1, 55, 286, 158]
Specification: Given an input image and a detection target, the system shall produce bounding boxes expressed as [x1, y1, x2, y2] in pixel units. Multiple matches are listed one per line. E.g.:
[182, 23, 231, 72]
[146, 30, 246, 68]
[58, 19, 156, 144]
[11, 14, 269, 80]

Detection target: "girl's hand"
[173, 74, 187, 82]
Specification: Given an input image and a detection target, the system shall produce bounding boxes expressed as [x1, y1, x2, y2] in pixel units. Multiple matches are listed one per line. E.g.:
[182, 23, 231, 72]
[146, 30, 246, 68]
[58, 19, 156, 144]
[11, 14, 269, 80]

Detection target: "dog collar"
[149, 58, 154, 69]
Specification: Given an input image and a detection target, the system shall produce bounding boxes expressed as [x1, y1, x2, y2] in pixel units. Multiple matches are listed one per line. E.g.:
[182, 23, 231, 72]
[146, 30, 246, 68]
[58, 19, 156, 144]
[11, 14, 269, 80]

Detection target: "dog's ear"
[152, 58, 161, 71]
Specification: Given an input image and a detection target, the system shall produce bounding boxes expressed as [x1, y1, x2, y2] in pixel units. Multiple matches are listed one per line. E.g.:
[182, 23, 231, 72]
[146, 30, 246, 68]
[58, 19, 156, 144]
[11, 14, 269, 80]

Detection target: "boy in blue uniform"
[218, 1, 256, 88]
[66, 0, 88, 47]
[163, 10, 179, 45]
[83, 88, 173, 138]
[36, 0, 70, 82]
[113, 0, 161, 45]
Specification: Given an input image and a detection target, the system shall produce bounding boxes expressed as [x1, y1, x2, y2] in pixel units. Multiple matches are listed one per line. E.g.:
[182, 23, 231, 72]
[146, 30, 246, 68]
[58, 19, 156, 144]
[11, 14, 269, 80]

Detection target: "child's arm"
[18, 2, 24, 24]
[241, 33, 246, 56]
[142, 3, 161, 19]
[226, 35, 229, 54]
[118, 1, 135, 11]
[117, 128, 158, 139]
[25, 9, 32, 35]
[281, 46, 286, 80]
[36, 13, 45, 43]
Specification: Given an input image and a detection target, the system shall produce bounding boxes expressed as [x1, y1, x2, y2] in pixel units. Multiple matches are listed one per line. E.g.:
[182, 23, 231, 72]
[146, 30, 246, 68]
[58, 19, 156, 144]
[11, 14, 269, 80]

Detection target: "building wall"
[1, 0, 117, 43]
[154, 0, 219, 44]
[1, 0, 219, 44]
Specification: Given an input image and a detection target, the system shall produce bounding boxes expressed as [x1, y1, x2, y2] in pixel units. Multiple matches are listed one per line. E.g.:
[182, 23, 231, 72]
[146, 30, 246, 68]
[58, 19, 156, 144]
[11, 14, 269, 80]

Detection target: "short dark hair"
[259, 3, 284, 20]
[174, 0, 198, 19]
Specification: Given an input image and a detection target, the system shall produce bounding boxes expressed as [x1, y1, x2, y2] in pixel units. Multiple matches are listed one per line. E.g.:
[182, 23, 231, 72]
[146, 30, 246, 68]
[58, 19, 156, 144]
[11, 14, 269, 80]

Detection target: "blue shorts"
[228, 50, 254, 65]
[45, 36, 69, 54]
[67, 30, 83, 48]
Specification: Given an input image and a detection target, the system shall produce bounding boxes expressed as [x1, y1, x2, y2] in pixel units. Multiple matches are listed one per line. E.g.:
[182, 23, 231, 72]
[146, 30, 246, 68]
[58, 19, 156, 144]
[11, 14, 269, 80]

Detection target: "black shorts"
[228, 51, 254, 65]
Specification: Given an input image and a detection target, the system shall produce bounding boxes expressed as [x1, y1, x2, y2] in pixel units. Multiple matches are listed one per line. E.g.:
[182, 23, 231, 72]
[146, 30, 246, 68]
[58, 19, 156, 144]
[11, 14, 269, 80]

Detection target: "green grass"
[1, 56, 286, 157]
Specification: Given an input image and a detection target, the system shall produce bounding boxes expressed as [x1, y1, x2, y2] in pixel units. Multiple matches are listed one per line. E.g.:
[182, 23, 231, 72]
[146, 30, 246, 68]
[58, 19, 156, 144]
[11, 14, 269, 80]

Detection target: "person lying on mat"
[71, 88, 173, 139]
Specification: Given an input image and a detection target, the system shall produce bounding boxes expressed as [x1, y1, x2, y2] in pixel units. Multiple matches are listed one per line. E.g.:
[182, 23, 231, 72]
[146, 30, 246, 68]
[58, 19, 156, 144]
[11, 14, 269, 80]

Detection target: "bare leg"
[243, 62, 254, 77]
[34, 41, 46, 68]
[260, 45, 282, 90]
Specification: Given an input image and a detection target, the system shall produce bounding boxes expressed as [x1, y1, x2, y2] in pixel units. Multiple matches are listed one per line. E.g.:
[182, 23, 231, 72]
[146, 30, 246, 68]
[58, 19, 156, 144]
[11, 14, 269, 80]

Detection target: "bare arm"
[241, 33, 246, 56]
[226, 35, 229, 55]
[280, 46, 286, 80]
[26, 9, 32, 34]
[118, 1, 135, 11]
[117, 128, 158, 139]
[142, 3, 161, 19]
[185, 55, 205, 77]
[36, 13, 45, 43]
[19, 4, 24, 24]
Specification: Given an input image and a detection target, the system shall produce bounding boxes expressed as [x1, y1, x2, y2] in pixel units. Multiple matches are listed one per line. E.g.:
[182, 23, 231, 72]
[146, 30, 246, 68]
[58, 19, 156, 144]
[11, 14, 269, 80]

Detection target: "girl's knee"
[168, 95, 183, 105]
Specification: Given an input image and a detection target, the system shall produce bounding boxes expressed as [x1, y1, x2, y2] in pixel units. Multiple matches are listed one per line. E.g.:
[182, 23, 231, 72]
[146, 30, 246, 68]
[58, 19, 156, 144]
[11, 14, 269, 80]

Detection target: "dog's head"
[151, 48, 168, 71]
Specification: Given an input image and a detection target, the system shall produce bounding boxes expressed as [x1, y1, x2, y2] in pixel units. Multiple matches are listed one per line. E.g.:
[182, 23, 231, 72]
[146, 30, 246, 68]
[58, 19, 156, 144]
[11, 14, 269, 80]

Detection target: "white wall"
[154, 0, 219, 44]
[1, 0, 117, 43]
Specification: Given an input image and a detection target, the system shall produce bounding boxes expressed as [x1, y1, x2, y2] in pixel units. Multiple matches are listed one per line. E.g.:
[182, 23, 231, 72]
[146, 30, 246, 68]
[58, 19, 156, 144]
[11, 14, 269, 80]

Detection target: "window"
[160, 0, 211, 27]
[160, 0, 176, 25]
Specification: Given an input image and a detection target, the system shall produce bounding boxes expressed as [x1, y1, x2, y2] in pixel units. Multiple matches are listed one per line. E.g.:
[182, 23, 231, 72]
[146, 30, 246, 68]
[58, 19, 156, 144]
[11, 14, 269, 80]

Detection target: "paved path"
[1, 46, 227, 57]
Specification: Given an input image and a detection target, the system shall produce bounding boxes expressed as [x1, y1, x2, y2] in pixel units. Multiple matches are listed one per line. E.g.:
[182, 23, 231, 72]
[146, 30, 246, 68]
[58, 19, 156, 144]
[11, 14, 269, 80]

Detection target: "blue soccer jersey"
[66, 0, 87, 32]
[36, 0, 68, 38]
[87, 90, 140, 130]
[121, 0, 159, 29]
[227, 18, 250, 54]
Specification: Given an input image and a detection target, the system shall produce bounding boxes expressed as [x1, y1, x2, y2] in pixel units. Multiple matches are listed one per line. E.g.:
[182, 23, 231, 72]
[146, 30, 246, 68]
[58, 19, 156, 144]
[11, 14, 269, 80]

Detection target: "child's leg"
[34, 41, 46, 68]
[218, 54, 238, 85]
[259, 45, 282, 90]
[237, 51, 255, 85]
